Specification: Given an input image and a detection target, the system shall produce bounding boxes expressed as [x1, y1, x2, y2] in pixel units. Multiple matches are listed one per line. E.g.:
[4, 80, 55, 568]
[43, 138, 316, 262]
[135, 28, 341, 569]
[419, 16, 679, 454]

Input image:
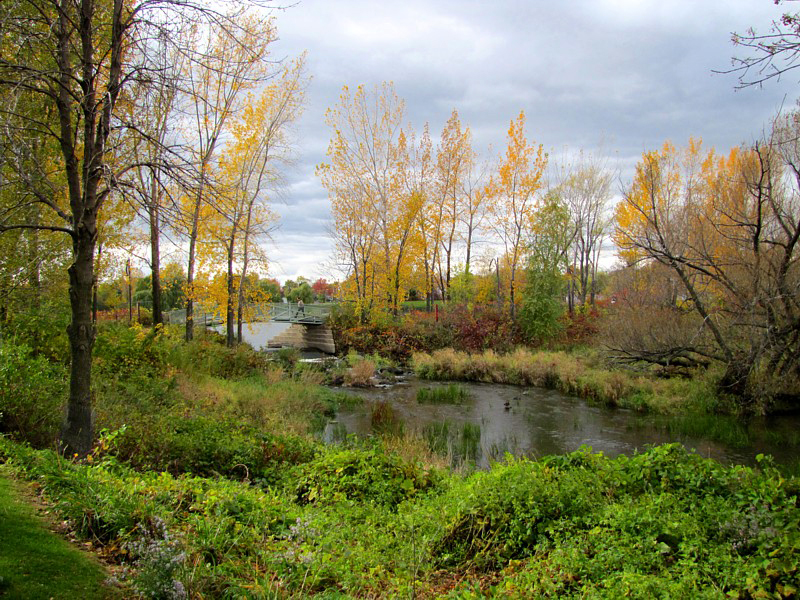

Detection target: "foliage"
[294, 443, 438, 508]
[0, 341, 67, 447]
[612, 136, 800, 411]
[332, 303, 520, 361]
[518, 192, 570, 342]
[114, 416, 316, 485]
[484, 111, 548, 317]
[2, 437, 797, 598]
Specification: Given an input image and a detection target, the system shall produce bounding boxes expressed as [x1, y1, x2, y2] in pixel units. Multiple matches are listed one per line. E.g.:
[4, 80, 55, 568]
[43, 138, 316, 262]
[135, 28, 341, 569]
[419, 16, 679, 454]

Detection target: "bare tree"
[554, 152, 614, 312]
[725, 1, 800, 88]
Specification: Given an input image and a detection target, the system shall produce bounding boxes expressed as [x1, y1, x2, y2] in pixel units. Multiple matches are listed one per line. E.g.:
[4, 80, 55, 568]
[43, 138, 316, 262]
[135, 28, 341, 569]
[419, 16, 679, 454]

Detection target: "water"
[213, 322, 291, 350]
[326, 379, 800, 469]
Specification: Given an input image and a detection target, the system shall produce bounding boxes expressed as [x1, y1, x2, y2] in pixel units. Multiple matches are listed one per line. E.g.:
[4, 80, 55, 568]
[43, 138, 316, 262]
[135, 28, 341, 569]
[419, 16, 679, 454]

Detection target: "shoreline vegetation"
[1, 323, 799, 597]
[412, 347, 726, 415]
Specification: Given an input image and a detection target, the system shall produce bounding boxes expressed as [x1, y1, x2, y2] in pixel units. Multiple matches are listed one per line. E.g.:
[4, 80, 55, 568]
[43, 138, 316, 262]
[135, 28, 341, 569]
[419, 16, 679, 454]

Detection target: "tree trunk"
[61, 229, 96, 458]
[185, 193, 202, 341]
[226, 233, 236, 347]
[149, 198, 163, 327]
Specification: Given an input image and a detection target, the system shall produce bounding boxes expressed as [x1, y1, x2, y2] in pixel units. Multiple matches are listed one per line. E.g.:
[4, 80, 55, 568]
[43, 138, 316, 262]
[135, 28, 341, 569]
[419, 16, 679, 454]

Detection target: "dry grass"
[413, 347, 715, 414]
[344, 357, 376, 387]
[379, 429, 451, 470]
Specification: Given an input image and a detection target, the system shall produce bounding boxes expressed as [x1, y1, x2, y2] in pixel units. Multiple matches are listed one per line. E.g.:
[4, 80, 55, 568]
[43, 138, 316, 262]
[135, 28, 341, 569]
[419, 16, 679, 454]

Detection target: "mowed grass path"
[0, 474, 119, 599]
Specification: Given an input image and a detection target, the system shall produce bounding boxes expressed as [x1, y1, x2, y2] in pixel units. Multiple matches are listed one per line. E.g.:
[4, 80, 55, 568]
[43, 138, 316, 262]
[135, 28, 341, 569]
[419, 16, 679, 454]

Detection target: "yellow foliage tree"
[484, 111, 548, 318]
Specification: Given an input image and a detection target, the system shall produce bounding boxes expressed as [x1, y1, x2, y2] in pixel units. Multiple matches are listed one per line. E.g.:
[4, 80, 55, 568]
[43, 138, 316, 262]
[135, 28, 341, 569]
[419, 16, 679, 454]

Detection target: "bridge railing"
[163, 307, 220, 326]
[164, 303, 332, 326]
[262, 303, 331, 324]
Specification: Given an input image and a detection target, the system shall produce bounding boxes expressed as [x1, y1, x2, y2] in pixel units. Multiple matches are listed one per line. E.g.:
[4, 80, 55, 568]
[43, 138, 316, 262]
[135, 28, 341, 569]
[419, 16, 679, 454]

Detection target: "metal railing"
[164, 303, 331, 326]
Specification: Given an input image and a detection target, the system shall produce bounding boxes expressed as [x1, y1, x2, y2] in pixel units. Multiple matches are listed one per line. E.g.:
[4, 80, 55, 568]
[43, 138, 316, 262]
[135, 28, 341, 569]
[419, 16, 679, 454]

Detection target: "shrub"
[113, 417, 315, 485]
[344, 356, 376, 386]
[295, 444, 438, 508]
[431, 451, 607, 570]
[0, 341, 67, 447]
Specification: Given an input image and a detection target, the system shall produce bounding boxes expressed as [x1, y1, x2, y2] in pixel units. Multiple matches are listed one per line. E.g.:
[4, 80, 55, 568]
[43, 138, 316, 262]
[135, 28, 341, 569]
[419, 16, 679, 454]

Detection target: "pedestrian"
[297, 298, 305, 317]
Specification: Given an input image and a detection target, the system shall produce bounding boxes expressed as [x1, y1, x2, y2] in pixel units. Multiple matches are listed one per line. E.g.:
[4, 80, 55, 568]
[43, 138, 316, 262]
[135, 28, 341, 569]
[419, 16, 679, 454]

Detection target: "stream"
[325, 378, 800, 469]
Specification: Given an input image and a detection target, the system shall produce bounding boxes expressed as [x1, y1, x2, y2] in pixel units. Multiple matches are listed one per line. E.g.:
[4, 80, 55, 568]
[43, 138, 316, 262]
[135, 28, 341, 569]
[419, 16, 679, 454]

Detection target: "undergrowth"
[1, 439, 797, 598]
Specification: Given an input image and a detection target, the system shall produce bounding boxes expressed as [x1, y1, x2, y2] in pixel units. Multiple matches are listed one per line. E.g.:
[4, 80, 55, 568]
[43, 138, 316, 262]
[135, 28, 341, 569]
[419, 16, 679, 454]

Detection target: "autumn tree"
[312, 278, 335, 301]
[318, 83, 417, 318]
[433, 110, 475, 299]
[612, 133, 800, 410]
[179, 12, 277, 342]
[484, 111, 548, 318]
[210, 56, 306, 346]
[0, 0, 279, 456]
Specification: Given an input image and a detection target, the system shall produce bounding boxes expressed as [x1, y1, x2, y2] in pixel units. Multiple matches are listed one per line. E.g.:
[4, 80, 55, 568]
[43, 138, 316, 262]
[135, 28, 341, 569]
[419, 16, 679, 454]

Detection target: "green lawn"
[0, 474, 119, 599]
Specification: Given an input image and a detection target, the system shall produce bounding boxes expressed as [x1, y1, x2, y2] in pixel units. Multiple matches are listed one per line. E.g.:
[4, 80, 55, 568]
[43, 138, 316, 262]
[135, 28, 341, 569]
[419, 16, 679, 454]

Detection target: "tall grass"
[413, 347, 720, 415]
[416, 384, 469, 404]
[423, 420, 481, 467]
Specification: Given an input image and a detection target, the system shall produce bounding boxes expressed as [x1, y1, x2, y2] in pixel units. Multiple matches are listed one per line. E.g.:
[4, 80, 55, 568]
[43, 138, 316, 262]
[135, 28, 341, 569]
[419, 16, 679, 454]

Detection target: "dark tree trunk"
[185, 201, 201, 341]
[61, 226, 97, 458]
[149, 201, 163, 326]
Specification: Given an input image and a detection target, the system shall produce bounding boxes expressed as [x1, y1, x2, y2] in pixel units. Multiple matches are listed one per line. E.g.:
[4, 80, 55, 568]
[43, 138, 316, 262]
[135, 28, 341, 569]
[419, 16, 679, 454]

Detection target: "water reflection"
[328, 380, 799, 469]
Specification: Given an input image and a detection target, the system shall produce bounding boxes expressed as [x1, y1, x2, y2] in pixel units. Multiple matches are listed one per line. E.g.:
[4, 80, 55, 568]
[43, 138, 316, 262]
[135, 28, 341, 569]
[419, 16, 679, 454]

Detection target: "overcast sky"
[262, 0, 799, 283]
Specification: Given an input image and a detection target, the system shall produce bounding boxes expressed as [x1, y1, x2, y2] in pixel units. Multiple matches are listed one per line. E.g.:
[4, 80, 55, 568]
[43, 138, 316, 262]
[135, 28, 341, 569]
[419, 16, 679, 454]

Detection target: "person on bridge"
[297, 299, 305, 317]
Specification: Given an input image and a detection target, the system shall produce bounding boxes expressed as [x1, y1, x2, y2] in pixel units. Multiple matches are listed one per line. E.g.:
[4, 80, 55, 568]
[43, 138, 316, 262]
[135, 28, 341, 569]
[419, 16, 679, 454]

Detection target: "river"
[327, 379, 800, 470]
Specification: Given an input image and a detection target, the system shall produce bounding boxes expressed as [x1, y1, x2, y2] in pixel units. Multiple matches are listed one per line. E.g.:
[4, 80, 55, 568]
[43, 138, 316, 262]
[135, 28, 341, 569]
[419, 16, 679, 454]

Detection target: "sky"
[261, 0, 799, 283]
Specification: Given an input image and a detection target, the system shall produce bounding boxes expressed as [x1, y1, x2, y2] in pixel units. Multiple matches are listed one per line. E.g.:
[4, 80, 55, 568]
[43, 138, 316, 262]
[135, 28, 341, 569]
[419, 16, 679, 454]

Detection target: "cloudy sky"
[263, 0, 799, 283]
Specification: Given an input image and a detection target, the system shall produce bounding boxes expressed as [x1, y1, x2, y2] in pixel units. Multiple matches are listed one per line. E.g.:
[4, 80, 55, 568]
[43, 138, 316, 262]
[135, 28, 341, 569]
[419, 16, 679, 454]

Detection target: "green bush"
[0, 341, 67, 447]
[114, 416, 315, 485]
[431, 450, 607, 570]
[169, 333, 269, 379]
[295, 444, 439, 508]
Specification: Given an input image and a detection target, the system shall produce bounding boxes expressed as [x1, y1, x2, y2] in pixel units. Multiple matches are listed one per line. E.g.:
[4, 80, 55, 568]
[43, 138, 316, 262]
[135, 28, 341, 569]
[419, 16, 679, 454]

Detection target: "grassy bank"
[2, 323, 799, 597]
[0, 472, 121, 599]
[413, 347, 725, 415]
[2, 438, 798, 598]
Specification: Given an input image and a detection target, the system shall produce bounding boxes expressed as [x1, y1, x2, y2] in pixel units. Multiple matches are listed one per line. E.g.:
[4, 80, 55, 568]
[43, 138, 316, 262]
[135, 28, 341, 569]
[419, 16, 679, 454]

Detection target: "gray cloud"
[264, 0, 798, 282]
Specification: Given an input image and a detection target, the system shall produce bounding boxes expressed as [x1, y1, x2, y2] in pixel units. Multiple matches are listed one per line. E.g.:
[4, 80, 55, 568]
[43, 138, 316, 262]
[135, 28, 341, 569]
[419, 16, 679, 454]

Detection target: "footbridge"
[250, 302, 332, 325]
[164, 303, 336, 353]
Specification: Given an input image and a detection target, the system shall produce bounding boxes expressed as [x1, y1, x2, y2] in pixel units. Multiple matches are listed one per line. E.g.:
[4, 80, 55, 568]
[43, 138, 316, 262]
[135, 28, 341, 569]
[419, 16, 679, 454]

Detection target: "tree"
[434, 110, 475, 300]
[226, 57, 306, 345]
[484, 111, 548, 318]
[612, 133, 800, 410]
[318, 82, 415, 318]
[123, 31, 185, 327]
[555, 152, 613, 312]
[519, 192, 571, 341]
[312, 278, 335, 301]
[179, 12, 276, 342]
[287, 282, 313, 303]
[726, 1, 800, 88]
[0, 0, 277, 456]
[198, 56, 305, 346]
